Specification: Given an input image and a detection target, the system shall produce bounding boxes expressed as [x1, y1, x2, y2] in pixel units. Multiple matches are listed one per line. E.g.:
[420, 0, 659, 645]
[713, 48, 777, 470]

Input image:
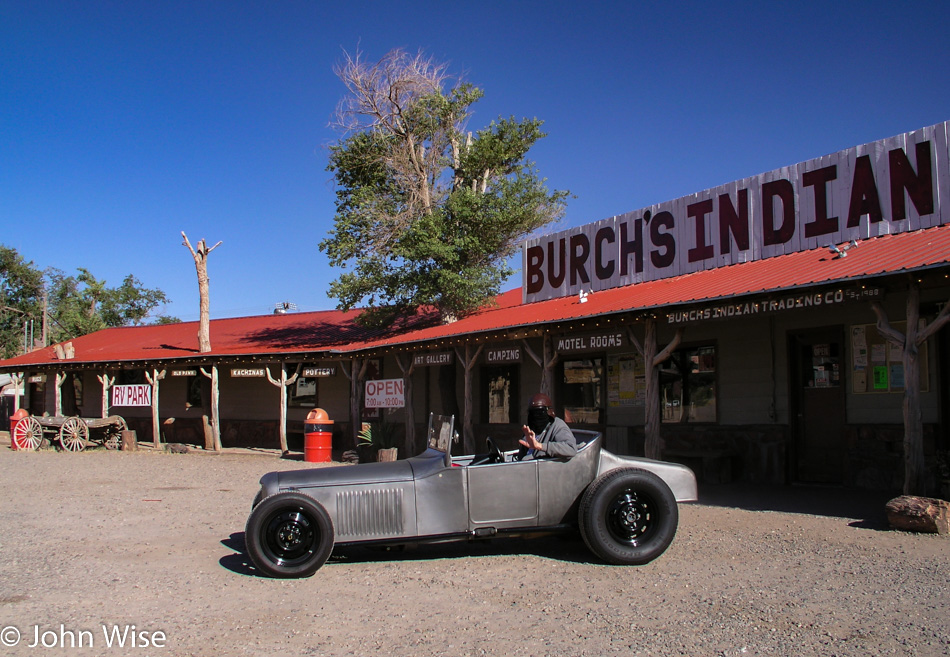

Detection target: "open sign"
[364, 378, 405, 408]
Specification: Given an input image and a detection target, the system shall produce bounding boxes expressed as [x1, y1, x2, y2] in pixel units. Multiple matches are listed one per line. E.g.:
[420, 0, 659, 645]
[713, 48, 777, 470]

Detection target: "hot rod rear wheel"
[579, 468, 678, 565]
[245, 492, 334, 578]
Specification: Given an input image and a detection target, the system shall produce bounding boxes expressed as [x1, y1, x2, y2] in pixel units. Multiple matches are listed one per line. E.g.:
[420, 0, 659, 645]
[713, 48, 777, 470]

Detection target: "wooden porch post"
[145, 368, 166, 448]
[872, 283, 950, 494]
[266, 362, 300, 454]
[396, 354, 417, 456]
[523, 333, 559, 399]
[454, 343, 484, 455]
[97, 372, 115, 418]
[628, 320, 682, 460]
[339, 359, 369, 450]
[11, 372, 22, 412]
[199, 365, 222, 451]
[54, 371, 65, 417]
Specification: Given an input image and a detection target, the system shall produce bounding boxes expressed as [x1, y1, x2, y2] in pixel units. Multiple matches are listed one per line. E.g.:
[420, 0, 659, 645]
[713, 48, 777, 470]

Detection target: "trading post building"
[3, 120, 950, 493]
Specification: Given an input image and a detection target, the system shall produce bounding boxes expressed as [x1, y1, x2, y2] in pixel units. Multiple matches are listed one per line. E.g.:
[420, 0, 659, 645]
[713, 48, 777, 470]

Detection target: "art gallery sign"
[412, 351, 454, 367]
[523, 120, 949, 303]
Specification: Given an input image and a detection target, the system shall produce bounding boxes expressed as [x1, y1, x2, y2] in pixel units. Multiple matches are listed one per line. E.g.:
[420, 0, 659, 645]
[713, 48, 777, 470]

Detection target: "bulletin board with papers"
[850, 322, 928, 393]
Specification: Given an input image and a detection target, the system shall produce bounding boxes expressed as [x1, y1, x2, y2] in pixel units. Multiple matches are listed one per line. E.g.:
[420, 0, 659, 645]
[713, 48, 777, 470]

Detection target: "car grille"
[335, 488, 404, 537]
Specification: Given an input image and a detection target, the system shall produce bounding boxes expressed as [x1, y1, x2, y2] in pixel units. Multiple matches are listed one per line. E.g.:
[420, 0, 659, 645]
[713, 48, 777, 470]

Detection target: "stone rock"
[885, 495, 950, 535]
[164, 443, 189, 454]
[341, 450, 359, 464]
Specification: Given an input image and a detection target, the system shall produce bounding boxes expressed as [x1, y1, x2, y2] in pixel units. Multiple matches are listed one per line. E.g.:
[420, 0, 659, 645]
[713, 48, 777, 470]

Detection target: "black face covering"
[527, 407, 552, 434]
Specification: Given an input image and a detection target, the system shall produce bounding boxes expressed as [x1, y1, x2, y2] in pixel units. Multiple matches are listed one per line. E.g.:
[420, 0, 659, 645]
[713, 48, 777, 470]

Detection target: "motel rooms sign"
[523, 120, 950, 303]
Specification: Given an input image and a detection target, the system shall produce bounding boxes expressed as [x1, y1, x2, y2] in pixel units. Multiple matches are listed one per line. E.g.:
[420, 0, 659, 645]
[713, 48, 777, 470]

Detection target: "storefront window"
[289, 368, 317, 408]
[482, 366, 519, 424]
[660, 345, 716, 423]
[561, 358, 604, 424]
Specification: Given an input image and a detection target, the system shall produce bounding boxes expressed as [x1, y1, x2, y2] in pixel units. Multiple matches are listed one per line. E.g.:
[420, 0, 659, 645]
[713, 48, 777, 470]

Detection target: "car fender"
[596, 450, 698, 502]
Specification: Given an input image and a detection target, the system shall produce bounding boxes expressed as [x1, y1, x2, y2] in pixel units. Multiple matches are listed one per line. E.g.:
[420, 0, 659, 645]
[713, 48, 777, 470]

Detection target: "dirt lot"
[0, 438, 948, 657]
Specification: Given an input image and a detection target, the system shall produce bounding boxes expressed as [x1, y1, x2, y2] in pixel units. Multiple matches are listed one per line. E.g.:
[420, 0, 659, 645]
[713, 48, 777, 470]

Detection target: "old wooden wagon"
[11, 414, 128, 452]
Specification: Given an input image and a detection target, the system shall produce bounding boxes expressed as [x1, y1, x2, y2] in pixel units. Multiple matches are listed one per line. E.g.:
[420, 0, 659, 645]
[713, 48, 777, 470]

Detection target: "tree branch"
[870, 301, 906, 347]
[654, 328, 683, 367]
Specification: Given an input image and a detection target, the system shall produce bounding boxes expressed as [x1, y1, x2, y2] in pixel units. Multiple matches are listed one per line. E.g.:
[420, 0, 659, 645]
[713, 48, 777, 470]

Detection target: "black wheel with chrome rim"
[606, 488, 658, 546]
[579, 468, 678, 565]
[245, 492, 334, 578]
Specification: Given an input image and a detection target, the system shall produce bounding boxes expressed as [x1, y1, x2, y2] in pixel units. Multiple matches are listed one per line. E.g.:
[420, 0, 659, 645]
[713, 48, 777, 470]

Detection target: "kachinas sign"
[523, 120, 950, 303]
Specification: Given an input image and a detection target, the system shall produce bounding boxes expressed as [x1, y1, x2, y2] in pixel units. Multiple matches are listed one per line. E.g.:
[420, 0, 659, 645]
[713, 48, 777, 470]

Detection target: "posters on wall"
[607, 353, 645, 407]
[851, 321, 928, 393]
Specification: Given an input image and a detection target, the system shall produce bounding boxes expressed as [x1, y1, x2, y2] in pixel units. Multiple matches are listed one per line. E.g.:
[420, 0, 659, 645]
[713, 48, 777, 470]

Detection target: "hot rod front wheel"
[578, 468, 678, 565]
[245, 492, 334, 578]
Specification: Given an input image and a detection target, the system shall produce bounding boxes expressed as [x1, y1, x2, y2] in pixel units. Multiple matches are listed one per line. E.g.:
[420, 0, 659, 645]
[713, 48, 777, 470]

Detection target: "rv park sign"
[524, 120, 949, 302]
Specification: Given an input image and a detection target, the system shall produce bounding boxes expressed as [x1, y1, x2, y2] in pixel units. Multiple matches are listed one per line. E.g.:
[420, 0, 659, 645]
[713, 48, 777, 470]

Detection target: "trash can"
[10, 408, 29, 451]
[304, 408, 333, 463]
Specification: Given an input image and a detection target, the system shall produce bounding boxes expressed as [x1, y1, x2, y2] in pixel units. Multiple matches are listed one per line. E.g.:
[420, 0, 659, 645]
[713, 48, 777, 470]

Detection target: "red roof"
[4, 225, 950, 369]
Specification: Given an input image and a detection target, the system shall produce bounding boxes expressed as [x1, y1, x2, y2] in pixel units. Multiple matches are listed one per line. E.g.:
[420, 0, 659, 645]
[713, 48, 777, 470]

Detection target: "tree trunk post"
[11, 372, 22, 412]
[266, 363, 300, 453]
[145, 368, 166, 448]
[182, 232, 222, 354]
[396, 354, 417, 457]
[199, 365, 222, 451]
[522, 334, 559, 400]
[872, 283, 950, 494]
[455, 343, 484, 455]
[340, 359, 369, 450]
[54, 371, 65, 417]
[97, 372, 115, 418]
[628, 320, 682, 460]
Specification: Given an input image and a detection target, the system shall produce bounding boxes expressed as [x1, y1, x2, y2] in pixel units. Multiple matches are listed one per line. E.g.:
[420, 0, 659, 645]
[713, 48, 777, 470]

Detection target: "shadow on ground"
[697, 482, 896, 529]
[219, 530, 597, 578]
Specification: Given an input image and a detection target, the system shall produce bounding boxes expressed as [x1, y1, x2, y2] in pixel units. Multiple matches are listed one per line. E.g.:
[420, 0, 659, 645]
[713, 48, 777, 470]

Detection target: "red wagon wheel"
[13, 416, 43, 451]
[59, 417, 89, 452]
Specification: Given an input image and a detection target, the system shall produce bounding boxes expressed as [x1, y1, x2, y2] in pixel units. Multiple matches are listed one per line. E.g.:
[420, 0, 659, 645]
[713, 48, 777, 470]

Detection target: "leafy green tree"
[0, 244, 177, 357]
[46, 268, 172, 344]
[321, 49, 568, 324]
[0, 246, 44, 358]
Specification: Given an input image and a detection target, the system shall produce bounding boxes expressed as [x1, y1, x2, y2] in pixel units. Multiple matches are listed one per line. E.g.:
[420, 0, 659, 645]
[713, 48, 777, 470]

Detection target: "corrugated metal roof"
[3, 224, 950, 369]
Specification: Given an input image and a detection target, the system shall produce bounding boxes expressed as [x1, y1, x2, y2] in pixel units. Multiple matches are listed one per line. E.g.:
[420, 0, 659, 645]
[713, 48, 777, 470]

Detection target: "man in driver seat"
[518, 393, 577, 460]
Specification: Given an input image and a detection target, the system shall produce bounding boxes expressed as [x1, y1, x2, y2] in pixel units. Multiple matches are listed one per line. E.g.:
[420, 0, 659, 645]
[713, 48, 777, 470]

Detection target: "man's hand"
[519, 425, 542, 451]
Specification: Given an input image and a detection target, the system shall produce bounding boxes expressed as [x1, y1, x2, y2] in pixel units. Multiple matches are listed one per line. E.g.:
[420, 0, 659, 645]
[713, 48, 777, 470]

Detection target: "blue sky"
[2, 1, 949, 322]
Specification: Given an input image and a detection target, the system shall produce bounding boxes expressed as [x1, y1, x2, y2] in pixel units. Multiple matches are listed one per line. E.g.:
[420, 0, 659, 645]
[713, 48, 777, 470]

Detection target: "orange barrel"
[9, 408, 29, 451]
[303, 408, 333, 463]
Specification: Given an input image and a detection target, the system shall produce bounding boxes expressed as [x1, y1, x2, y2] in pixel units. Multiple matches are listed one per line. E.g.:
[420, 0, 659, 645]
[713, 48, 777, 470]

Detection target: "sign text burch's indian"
[523, 121, 950, 302]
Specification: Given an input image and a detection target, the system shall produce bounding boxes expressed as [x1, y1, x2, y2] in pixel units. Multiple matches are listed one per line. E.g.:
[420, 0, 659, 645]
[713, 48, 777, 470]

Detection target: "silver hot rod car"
[245, 415, 697, 578]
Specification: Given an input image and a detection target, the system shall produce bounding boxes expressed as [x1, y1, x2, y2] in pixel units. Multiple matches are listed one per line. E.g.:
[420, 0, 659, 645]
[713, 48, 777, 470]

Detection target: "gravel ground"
[0, 437, 948, 657]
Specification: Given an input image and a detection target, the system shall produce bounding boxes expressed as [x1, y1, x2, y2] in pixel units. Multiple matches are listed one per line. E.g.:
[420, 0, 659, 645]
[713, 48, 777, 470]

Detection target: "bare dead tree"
[181, 232, 222, 353]
[332, 48, 469, 248]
